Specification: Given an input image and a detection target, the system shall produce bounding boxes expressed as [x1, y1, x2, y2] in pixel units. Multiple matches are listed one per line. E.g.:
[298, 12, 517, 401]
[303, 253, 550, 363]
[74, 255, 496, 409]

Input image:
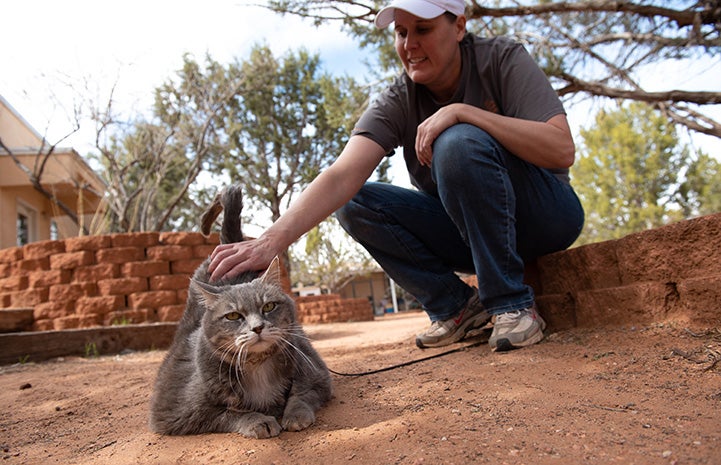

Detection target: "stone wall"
[295, 294, 374, 324]
[3, 213, 720, 334]
[466, 212, 721, 331]
[0, 232, 220, 331]
[0, 232, 372, 332]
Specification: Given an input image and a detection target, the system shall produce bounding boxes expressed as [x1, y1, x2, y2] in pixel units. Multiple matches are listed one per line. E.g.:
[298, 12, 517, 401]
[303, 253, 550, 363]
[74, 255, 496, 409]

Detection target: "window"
[17, 213, 29, 246]
[16, 202, 36, 246]
[50, 220, 58, 241]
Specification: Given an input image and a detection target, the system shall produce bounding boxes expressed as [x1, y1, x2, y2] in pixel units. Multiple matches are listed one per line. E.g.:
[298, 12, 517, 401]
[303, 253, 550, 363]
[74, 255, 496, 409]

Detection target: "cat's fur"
[149, 186, 332, 438]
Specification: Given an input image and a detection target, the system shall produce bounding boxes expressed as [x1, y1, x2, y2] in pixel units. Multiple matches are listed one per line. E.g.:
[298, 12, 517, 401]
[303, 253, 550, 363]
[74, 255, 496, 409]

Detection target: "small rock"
[19, 383, 32, 390]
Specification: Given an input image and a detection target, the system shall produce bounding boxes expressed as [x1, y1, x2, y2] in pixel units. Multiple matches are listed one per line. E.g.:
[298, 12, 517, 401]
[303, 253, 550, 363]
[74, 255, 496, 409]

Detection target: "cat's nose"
[252, 324, 265, 334]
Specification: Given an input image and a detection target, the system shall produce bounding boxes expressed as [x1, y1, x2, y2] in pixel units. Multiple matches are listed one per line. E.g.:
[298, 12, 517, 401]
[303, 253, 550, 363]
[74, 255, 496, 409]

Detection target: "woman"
[209, 0, 584, 352]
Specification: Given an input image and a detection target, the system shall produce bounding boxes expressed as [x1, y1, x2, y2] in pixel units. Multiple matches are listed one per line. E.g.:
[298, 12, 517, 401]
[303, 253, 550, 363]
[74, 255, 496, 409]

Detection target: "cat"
[149, 186, 332, 438]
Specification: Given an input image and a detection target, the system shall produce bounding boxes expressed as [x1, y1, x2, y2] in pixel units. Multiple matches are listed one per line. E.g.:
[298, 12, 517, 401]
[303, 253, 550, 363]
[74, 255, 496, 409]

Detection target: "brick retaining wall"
[0, 232, 373, 332]
[295, 294, 374, 324]
[463, 212, 721, 331]
[3, 213, 720, 334]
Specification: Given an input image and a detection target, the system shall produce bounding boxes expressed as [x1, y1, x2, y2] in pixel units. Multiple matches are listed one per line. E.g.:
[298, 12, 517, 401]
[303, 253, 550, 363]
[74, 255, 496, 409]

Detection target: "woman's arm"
[209, 135, 387, 281]
[414, 103, 575, 169]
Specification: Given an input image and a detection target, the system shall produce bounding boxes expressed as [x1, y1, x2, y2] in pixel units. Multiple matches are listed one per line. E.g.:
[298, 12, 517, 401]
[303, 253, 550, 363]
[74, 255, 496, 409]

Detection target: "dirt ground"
[1, 311, 720, 465]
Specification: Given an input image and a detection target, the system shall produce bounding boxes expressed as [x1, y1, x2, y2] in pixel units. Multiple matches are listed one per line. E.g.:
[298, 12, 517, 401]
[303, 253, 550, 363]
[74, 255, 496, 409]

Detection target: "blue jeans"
[336, 124, 584, 321]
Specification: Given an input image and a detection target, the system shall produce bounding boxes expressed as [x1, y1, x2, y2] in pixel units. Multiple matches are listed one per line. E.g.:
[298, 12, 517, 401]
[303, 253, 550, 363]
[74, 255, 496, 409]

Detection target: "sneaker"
[489, 306, 547, 352]
[416, 294, 491, 349]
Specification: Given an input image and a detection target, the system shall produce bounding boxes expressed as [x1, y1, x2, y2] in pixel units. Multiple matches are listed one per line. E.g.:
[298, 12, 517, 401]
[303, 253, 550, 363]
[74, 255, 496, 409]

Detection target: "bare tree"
[90, 59, 246, 232]
[266, 0, 721, 139]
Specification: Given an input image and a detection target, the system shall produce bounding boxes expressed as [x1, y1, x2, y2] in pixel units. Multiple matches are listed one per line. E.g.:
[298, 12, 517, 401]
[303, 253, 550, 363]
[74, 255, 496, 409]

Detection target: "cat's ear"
[258, 256, 283, 287]
[190, 279, 222, 304]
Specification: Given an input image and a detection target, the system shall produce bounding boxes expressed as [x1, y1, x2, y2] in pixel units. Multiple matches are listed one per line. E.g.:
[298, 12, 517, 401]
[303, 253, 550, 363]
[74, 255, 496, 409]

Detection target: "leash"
[327, 338, 487, 377]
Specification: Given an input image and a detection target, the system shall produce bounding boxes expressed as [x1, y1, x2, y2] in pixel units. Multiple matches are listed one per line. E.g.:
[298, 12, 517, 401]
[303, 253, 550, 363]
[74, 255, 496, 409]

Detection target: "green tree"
[572, 102, 720, 245]
[93, 47, 383, 244]
[678, 151, 721, 217]
[220, 45, 371, 224]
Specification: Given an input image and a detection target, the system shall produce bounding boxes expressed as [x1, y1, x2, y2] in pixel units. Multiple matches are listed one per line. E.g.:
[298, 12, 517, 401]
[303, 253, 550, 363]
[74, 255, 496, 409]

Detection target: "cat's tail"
[200, 186, 244, 244]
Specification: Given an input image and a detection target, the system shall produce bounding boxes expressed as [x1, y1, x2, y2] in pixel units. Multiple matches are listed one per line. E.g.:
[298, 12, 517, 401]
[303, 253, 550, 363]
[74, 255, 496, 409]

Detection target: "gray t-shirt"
[352, 34, 569, 195]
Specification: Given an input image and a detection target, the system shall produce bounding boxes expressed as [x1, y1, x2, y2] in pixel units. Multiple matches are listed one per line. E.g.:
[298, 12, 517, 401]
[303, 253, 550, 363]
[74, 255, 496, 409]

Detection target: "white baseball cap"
[375, 0, 466, 29]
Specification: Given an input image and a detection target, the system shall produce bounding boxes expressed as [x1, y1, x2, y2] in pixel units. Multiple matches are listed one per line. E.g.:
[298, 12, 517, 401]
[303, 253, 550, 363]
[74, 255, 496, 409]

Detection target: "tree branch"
[467, 0, 720, 28]
[556, 71, 721, 104]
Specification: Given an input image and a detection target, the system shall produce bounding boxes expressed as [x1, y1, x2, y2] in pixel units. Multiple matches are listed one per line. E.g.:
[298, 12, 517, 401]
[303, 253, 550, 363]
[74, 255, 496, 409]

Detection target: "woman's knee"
[432, 124, 502, 180]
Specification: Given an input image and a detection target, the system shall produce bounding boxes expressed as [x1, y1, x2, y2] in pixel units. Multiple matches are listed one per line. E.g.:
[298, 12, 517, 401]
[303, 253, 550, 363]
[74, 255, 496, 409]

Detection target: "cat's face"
[198, 280, 295, 358]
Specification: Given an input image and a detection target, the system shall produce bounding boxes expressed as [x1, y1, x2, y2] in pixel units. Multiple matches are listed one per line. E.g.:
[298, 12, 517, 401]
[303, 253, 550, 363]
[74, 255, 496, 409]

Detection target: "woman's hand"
[208, 237, 278, 282]
[415, 104, 461, 166]
[417, 104, 575, 170]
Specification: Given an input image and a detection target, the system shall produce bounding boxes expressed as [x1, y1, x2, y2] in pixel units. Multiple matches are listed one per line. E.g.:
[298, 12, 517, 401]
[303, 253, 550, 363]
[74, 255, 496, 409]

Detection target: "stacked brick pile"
[0, 232, 220, 331]
[0, 231, 374, 332]
[295, 294, 374, 324]
[463, 212, 721, 331]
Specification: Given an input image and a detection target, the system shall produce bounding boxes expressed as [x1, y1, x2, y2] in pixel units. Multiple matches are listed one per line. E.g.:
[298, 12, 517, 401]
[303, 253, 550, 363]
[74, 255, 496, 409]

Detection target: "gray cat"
[149, 186, 332, 438]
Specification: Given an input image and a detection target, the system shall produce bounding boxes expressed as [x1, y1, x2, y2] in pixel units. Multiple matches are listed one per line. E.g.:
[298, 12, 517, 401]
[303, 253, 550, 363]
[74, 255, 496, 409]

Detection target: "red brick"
[33, 319, 54, 331]
[75, 295, 125, 315]
[34, 300, 74, 320]
[0, 247, 23, 263]
[150, 275, 190, 291]
[10, 288, 49, 307]
[111, 232, 159, 248]
[675, 275, 721, 327]
[0, 275, 28, 292]
[95, 247, 145, 264]
[54, 315, 81, 330]
[158, 304, 185, 322]
[53, 313, 103, 330]
[0, 292, 10, 308]
[28, 270, 72, 288]
[159, 232, 205, 246]
[50, 251, 94, 270]
[121, 261, 170, 278]
[23, 240, 66, 260]
[65, 235, 112, 252]
[0, 263, 11, 279]
[128, 290, 177, 309]
[574, 282, 669, 327]
[146, 245, 193, 261]
[74, 263, 119, 282]
[171, 258, 204, 274]
[193, 244, 215, 259]
[78, 313, 103, 328]
[105, 308, 156, 325]
[97, 277, 148, 295]
[17, 257, 50, 273]
[48, 282, 97, 301]
[177, 288, 189, 304]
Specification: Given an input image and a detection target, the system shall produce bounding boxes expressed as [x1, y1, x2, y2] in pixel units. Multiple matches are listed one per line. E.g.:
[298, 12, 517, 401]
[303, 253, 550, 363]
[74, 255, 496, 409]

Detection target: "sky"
[1, 0, 371, 149]
[2, 0, 720, 191]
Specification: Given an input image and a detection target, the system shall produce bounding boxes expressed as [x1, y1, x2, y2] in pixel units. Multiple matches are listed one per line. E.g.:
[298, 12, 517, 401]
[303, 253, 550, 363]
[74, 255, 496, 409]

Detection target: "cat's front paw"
[281, 404, 316, 432]
[236, 413, 282, 439]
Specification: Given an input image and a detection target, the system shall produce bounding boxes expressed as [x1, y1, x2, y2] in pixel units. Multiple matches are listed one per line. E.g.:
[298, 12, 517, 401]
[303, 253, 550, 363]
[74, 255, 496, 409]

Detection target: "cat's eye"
[261, 302, 277, 313]
[225, 312, 242, 321]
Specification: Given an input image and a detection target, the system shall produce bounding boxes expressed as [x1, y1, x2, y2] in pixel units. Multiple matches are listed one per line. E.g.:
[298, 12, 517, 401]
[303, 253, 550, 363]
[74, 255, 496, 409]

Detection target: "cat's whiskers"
[278, 335, 318, 372]
[288, 324, 312, 341]
[211, 341, 243, 390]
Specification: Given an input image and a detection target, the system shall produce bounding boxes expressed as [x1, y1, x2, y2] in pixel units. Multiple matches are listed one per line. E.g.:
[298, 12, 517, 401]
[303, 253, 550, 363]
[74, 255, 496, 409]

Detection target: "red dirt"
[1, 311, 720, 465]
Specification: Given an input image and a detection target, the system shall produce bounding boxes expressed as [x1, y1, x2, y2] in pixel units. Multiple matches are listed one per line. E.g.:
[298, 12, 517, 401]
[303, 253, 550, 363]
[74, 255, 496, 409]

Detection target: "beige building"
[0, 95, 105, 249]
[337, 270, 421, 315]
